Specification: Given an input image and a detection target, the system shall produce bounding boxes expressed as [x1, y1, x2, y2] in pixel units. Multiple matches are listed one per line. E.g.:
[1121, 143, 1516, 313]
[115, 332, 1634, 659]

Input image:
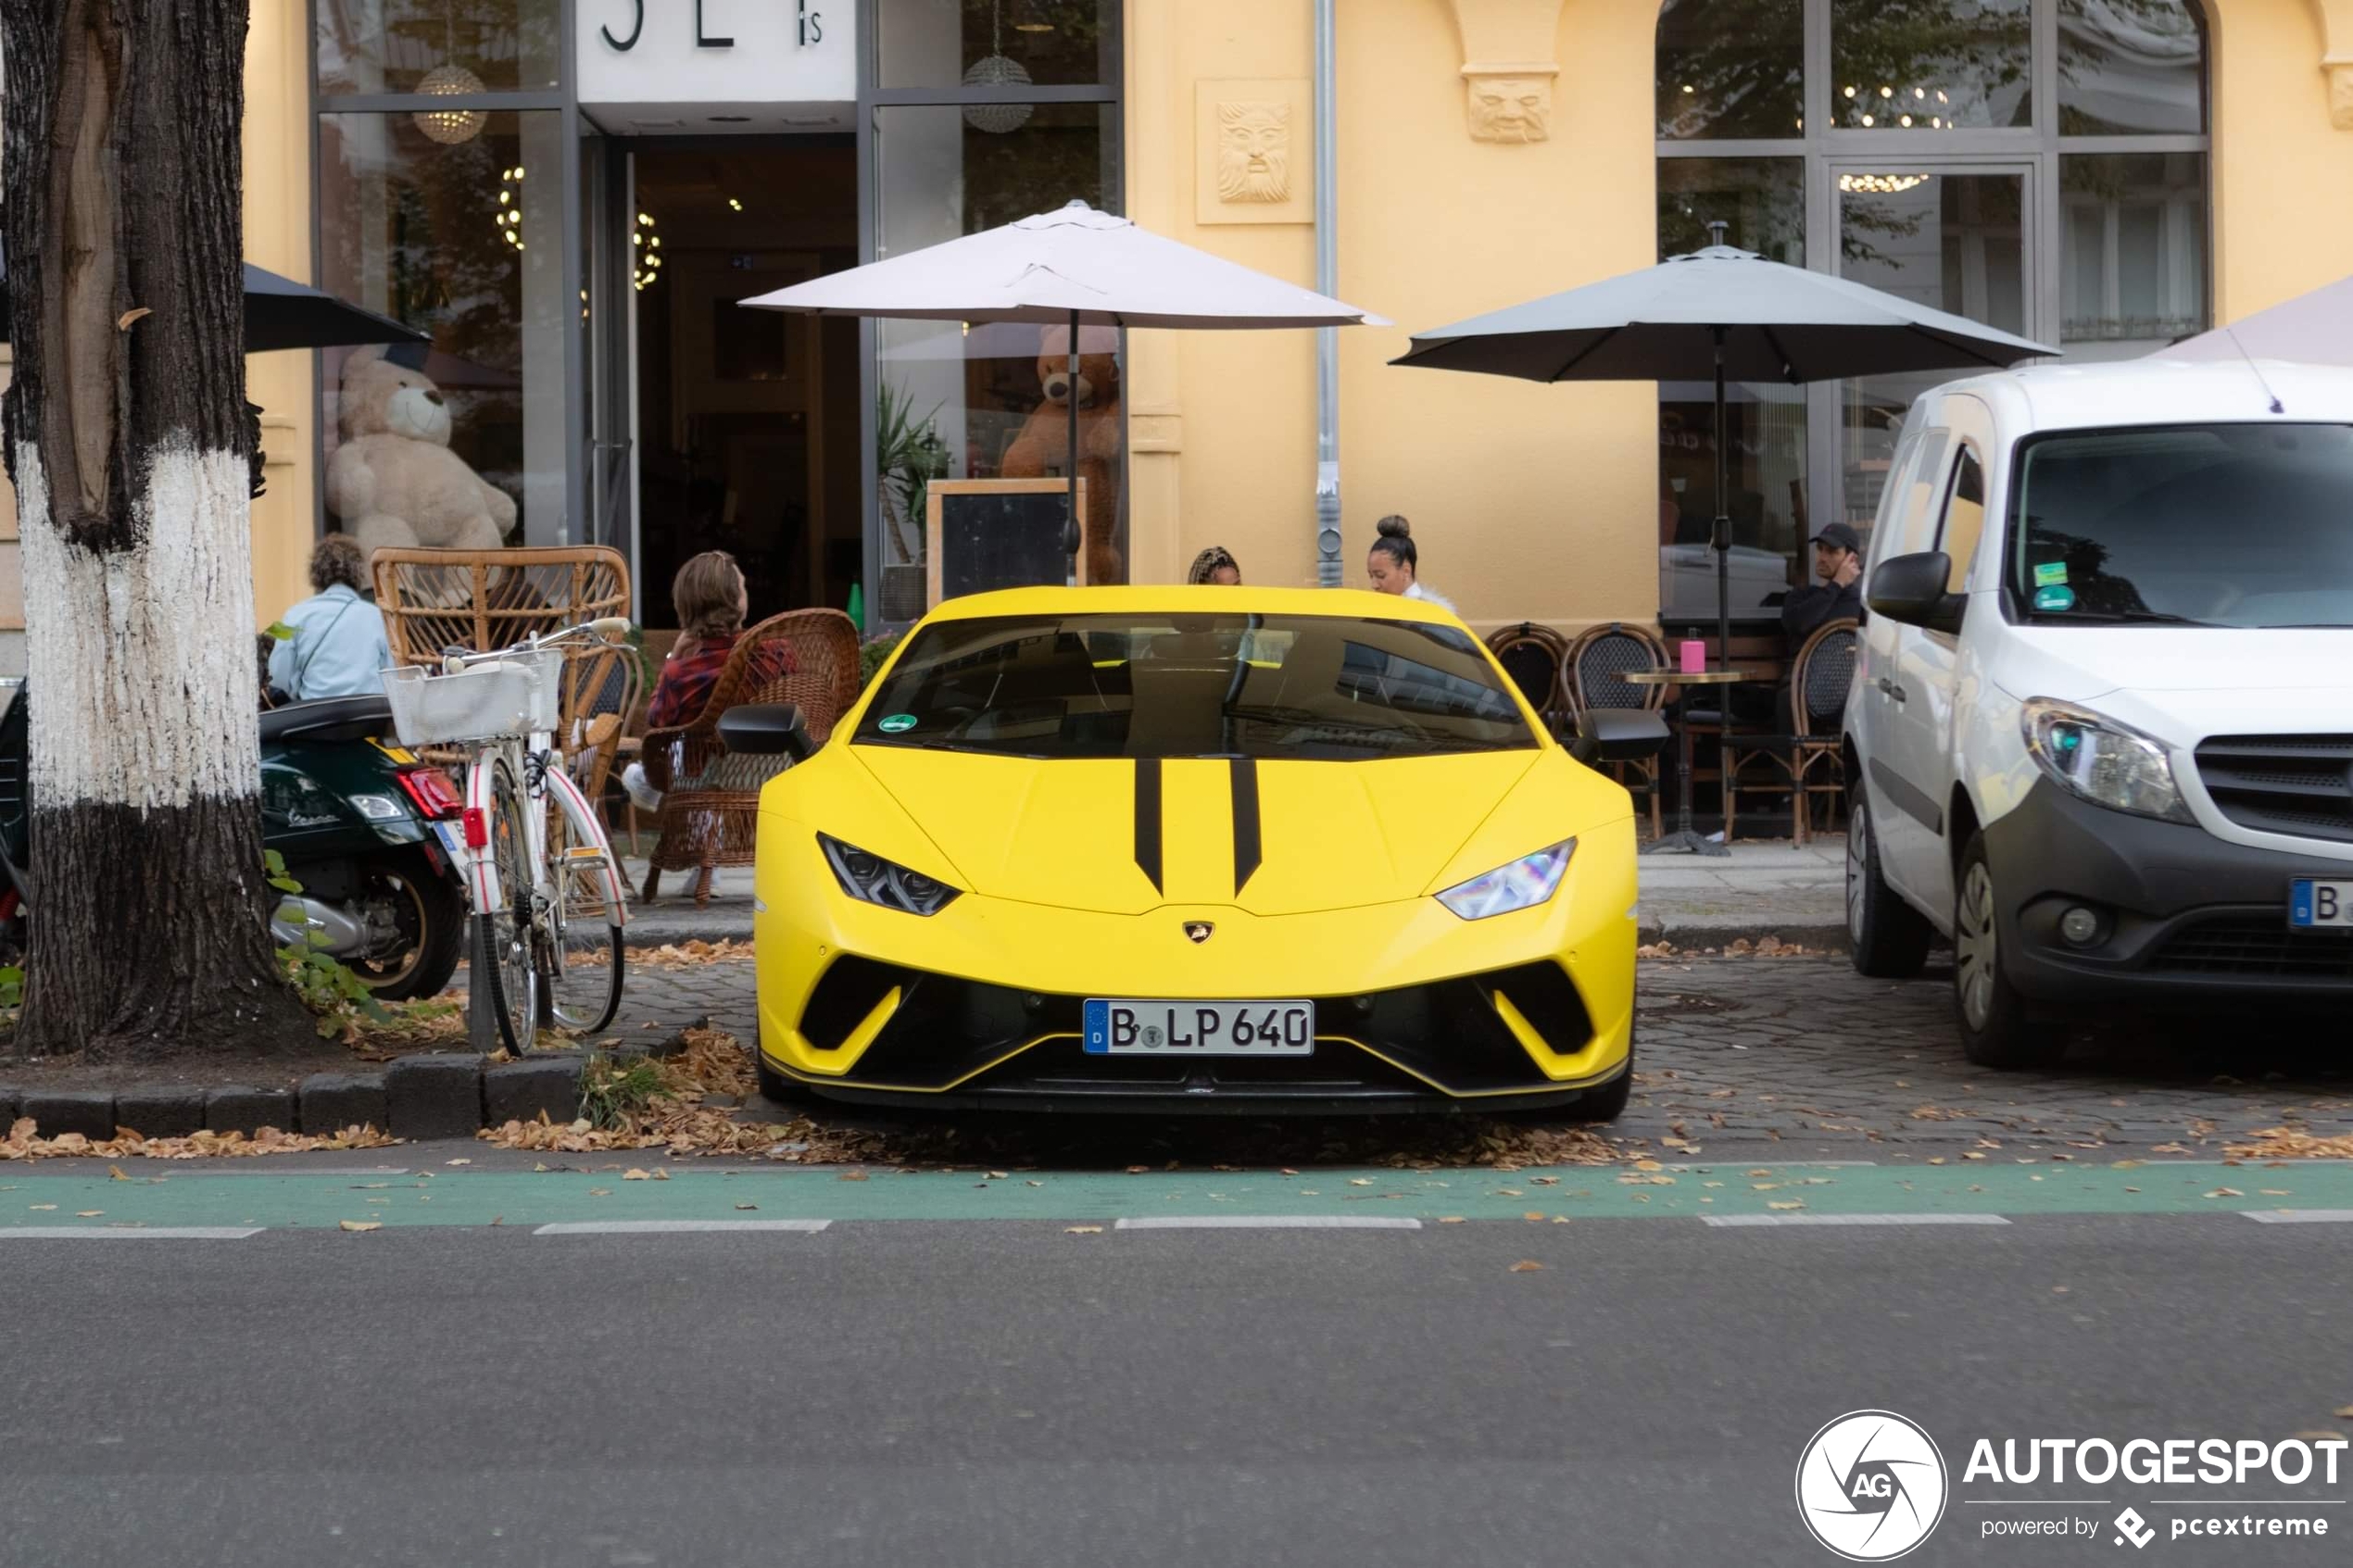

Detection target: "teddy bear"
[1000, 324, 1124, 584]
[324, 345, 517, 561]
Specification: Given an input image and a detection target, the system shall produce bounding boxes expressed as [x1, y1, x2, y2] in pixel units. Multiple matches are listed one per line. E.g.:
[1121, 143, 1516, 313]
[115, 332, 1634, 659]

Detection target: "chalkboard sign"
[925, 479, 1090, 606]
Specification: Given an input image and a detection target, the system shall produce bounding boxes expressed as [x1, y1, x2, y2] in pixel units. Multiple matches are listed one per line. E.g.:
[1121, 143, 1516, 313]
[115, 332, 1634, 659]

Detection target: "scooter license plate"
[431, 822, 468, 862]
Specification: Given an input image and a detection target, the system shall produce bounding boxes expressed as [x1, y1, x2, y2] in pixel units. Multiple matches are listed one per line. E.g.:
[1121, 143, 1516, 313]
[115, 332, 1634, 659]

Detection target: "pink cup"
[1678, 639, 1706, 674]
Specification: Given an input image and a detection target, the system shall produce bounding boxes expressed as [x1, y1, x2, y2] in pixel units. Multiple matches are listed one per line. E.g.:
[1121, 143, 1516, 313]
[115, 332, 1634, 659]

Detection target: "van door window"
[1937, 449, 1987, 593]
[1887, 431, 1950, 559]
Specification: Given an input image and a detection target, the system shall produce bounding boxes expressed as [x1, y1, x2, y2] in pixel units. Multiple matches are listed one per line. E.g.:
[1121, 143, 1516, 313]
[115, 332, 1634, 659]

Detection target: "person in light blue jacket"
[268, 534, 395, 703]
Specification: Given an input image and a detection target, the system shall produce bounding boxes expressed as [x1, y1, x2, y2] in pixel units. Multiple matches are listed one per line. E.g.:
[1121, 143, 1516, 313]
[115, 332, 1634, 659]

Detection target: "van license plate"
[2288, 880, 2353, 929]
[1082, 999, 1315, 1055]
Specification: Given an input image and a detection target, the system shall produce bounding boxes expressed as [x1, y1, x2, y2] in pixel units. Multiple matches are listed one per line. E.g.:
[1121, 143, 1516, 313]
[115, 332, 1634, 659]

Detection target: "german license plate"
[1082, 999, 1315, 1055]
[431, 822, 467, 861]
[2288, 880, 2353, 929]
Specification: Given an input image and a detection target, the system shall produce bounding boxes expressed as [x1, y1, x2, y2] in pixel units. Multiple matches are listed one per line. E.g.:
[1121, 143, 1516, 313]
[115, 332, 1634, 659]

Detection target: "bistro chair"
[640, 608, 861, 906]
[1485, 621, 1571, 737]
[1561, 621, 1668, 839]
[1721, 617, 1858, 847]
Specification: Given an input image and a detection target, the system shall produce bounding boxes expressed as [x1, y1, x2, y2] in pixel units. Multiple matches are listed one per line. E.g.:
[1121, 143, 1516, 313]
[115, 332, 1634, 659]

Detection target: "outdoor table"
[1620, 668, 1756, 859]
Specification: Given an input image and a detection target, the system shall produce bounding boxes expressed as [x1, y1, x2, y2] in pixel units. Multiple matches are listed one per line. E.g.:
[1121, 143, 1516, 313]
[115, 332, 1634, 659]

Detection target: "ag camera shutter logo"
[1795, 1410, 1950, 1561]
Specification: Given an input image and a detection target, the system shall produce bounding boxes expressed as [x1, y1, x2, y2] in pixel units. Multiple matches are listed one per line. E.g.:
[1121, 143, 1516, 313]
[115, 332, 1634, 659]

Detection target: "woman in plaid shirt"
[623, 552, 794, 812]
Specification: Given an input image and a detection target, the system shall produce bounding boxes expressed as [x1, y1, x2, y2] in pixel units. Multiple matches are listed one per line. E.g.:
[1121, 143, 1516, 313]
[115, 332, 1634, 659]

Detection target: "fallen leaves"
[1064, 1224, 1104, 1236]
[2202, 1187, 2245, 1199]
[338, 1220, 382, 1233]
[1509, 1260, 1544, 1273]
[2224, 1128, 2353, 1160]
[0, 1117, 395, 1161]
[629, 938, 757, 968]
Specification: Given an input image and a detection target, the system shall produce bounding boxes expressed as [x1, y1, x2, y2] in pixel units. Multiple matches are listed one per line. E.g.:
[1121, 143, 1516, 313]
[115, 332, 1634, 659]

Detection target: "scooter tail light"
[396, 765, 465, 820]
[461, 806, 489, 849]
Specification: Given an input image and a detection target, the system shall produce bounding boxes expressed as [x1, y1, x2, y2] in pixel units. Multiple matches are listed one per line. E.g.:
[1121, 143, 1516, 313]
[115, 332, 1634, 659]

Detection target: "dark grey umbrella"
[0, 231, 426, 353]
[1392, 235, 2056, 659]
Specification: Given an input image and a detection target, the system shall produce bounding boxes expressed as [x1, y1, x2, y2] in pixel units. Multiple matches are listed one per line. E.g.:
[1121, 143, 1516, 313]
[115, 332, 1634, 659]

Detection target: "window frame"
[1654, 0, 2211, 627]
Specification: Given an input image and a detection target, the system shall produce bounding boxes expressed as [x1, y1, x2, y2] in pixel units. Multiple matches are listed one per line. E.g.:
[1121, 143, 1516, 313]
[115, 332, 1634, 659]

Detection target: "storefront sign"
[580, 0, 850, 111]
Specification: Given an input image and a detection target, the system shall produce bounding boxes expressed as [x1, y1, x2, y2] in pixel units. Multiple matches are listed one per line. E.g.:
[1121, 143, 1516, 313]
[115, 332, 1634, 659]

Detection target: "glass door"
[1818, 161, 2037, 540]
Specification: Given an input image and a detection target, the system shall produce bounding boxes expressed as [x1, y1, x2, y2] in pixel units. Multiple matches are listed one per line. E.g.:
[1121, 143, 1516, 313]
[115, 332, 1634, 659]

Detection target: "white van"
[1843, 359, 2353, 1067]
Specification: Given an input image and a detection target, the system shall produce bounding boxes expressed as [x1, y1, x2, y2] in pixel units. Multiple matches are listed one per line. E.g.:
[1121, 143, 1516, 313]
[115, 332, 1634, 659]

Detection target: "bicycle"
[382, 617, 635, 1053]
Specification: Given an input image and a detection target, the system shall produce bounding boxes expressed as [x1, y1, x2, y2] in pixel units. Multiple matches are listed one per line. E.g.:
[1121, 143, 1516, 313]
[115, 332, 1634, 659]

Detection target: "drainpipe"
[1314, 0, 1342, 586]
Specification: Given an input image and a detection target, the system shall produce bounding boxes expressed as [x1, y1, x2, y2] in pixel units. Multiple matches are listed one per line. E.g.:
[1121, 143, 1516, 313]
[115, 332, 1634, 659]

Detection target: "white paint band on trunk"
[17, 439, 262, 809]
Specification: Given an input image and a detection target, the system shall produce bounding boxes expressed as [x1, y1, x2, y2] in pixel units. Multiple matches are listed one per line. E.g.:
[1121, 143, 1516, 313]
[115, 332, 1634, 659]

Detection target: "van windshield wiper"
[2037, 608, 2217, 627]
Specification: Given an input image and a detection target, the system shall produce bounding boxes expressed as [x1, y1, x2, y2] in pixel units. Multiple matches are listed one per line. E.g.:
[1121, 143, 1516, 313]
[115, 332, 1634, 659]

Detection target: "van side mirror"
[717, 703, 815, 762]
[1868, 552, 1967, 635]
[1569, 708, 1670, 765]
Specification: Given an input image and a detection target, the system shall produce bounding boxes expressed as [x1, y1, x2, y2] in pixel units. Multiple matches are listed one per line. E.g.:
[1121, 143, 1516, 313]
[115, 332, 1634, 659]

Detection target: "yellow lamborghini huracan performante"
[722, 587, 1641, 1118]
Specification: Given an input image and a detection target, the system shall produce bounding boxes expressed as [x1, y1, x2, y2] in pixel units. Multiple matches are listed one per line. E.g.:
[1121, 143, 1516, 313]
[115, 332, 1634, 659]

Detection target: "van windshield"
[2009, 423, 2353, 628]
[854, 612, 1537, 760]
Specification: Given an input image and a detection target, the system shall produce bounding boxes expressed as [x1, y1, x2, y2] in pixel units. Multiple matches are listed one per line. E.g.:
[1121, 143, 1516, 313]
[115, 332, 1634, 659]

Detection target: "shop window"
[1655, 0, 2208, 624]
[1656, 0, 1806, 141]
[873, 104, 1123, 617]
[1830, 0, 2033, 131]
[317, 0, 560, 96]
[316, 111, 570, 552]
[877, 0, 1119, 92]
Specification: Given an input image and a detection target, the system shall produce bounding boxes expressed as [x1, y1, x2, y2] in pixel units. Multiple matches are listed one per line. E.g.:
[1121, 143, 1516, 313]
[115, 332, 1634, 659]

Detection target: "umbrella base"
[1642, 828, 1730, 859]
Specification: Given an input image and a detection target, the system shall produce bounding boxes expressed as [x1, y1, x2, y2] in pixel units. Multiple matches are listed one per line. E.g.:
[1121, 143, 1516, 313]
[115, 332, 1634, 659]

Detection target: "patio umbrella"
[742, 199, 1385, 578]
[0, 228, 426, 354]
[2151, 272, 2353, 370]
[1391, 230, 2056, 666]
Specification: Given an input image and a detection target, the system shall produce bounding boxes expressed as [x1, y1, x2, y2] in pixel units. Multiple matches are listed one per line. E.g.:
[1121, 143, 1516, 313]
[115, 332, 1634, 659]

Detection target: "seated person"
[1775, 523, 1866, 733]
[268, 534, 395, 702]
[623, 551, 794, 813]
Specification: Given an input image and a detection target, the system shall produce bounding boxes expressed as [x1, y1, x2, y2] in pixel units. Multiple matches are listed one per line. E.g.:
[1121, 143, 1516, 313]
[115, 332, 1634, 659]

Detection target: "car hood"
[847, 745, 1541, 916]
[1990, 626, 2353, 702]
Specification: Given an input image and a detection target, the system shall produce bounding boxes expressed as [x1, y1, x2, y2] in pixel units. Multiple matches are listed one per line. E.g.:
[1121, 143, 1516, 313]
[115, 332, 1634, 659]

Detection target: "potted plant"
[875, 383, 948, 622]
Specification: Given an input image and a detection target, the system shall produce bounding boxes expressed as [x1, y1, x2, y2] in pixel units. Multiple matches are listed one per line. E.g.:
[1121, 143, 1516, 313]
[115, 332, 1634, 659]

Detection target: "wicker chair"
[640, 608, 861, 905]
[1562, 621, 1668, 839]
[1484, 621, 1571, 737]
[1722, 617, 1858, 847]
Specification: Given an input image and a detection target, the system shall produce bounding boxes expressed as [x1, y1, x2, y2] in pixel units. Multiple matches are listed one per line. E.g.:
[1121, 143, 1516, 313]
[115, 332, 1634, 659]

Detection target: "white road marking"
[532, 1220, 832, 1236]
[1703, 1213, 2011, 1228]
[0, 1226, 266, 1240]
[2241, 1210, 2353, 1224]
[1114, 1215, 1422, 1231]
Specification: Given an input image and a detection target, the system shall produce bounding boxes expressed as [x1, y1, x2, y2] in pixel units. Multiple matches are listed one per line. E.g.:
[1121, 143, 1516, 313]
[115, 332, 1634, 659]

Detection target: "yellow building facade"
[5, 0, 2349, 663]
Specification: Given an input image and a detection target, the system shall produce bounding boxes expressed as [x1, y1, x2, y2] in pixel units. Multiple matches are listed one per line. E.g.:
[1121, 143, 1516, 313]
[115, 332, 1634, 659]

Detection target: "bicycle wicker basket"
[381, 647, 566, 747]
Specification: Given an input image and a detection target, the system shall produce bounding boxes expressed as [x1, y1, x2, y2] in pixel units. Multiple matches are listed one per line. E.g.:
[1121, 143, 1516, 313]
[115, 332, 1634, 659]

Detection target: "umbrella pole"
[1711, 325, 1731, 671]
[1065, 307, 1082, 586]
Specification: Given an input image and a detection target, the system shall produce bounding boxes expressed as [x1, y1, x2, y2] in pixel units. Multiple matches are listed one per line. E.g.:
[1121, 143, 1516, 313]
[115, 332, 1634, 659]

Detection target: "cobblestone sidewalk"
[587, 955, 2353, 1161]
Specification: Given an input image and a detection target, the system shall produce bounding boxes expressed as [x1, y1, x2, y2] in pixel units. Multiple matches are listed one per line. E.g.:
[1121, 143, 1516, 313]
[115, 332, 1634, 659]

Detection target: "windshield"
[2009, 423, 2353, 628]
[854, 612, 1538, 760]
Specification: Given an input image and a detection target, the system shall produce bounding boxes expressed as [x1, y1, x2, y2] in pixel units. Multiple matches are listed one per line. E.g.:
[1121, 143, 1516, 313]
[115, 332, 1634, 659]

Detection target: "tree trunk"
[2, 0, 311, 1059]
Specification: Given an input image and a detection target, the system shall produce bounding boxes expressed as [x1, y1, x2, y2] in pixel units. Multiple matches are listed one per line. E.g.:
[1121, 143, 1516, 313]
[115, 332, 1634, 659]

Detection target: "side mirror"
[1868, 552, 1967, 635]
[717, 703, 815, 762]
[1569, 708, 1670, 765]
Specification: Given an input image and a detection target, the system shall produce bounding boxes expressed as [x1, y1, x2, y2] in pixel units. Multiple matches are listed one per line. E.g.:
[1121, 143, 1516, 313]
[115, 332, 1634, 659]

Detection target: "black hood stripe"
[1134, 758, 1164, 893]
[1229, 756, 1262, 895]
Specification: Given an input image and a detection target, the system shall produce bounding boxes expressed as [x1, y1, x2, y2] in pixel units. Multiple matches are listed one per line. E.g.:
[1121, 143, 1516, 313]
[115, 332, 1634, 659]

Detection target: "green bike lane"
[3, 1157, 2350, 1231]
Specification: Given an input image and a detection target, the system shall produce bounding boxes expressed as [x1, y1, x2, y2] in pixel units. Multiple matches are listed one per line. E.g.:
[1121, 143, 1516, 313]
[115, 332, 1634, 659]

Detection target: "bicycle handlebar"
[439, 617, 633, 670]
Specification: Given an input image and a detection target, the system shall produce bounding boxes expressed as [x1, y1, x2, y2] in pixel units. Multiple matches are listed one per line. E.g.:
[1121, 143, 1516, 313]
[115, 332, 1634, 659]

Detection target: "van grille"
[2192, 734, 2353, 846]
[2147, 916, 2353, 980]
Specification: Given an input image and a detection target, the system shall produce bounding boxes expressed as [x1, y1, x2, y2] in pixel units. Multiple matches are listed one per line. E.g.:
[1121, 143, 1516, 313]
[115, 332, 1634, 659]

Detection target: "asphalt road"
[4, 1210, 2349, 1567]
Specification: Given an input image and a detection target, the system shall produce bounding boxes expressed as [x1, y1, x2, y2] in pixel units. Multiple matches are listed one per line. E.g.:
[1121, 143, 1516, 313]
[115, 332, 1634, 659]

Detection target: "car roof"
[914, 585, 1460, 624]
[1927, 358, 2353, 433]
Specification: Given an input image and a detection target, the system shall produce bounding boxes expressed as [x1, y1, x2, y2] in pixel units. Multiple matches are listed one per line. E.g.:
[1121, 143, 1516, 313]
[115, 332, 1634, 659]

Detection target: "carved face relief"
[1466, 75, 1551, 143]
[1216, 101, 1292, 203]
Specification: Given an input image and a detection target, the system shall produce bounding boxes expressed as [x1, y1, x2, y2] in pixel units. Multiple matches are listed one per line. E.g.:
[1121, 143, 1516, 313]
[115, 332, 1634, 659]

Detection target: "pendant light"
[963, 0, 1034, 135]
[415, 4, 487, 145]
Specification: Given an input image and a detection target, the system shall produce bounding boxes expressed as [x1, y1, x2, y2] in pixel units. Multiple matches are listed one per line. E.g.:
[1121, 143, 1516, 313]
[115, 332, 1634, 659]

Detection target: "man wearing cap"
[1781, 523, 1865, 642]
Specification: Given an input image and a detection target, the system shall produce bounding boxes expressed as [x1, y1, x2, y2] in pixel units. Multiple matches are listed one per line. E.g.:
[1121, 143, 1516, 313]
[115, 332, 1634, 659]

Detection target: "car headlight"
[2020, 699, 2192, 824]
[1435, 840, 1575, 921]
[818, 834, 962, 915]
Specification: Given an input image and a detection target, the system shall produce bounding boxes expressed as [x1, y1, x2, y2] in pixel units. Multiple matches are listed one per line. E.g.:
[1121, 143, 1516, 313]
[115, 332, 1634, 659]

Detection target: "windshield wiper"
[2037, 608, 2217, 627]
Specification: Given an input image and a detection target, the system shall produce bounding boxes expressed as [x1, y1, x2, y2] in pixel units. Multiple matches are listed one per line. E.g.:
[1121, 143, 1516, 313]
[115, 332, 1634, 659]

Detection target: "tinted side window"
[1938, 449, 1987, 594]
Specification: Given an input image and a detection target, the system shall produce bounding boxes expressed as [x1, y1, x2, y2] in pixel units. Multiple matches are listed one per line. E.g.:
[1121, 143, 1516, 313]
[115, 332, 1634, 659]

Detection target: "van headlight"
[1436, 840, 1575, 921]
[2020, 699, 2193, 823]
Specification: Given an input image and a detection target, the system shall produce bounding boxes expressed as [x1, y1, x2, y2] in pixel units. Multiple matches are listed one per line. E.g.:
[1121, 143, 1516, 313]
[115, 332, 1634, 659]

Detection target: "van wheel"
[1953, 834, 2066, 1070]
[1846, 794, 1932, 978]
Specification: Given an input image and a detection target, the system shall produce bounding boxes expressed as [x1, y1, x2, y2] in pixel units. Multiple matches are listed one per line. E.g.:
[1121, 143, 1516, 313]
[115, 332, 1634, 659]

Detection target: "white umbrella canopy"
[745, 200, 1385, 584]
[2151, 274, 2353, 369]
[739, 200, 1385, 330]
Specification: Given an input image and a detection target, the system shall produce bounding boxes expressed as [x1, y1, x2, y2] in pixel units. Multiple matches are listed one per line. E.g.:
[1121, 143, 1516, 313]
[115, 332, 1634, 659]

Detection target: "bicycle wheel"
[472, 758, 540, 1054]
[539, 775, 625, 1034]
